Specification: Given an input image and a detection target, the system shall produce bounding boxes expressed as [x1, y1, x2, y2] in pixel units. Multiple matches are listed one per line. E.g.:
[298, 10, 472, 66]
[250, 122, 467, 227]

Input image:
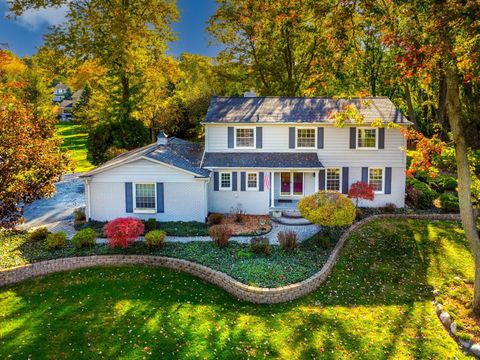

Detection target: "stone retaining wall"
[0, 213, 461, 304]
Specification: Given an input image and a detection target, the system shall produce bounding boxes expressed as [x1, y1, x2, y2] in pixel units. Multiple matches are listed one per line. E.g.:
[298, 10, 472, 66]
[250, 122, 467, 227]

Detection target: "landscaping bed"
[0, 230, 332, 287]
[0, 218, 470, 359]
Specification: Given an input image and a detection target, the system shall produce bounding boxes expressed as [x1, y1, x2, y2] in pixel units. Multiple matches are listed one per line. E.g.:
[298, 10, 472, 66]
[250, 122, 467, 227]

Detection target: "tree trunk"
[445, 65, 480, 313]
[404, 82, 418, 129]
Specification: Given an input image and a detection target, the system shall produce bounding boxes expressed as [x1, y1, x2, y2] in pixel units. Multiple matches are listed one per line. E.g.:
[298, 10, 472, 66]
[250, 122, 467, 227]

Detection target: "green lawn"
[55, 122, 94, 173]
[0, 219, 472, 359]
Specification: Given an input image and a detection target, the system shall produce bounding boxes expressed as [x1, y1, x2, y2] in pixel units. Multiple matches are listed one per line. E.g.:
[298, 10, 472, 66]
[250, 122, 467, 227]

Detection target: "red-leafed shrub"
[104, 217, 144, 248]
[348, 181, 375, 207]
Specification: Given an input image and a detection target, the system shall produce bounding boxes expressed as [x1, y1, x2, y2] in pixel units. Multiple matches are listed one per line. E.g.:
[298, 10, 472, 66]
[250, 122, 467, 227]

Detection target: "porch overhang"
[202, 152, 324, 169]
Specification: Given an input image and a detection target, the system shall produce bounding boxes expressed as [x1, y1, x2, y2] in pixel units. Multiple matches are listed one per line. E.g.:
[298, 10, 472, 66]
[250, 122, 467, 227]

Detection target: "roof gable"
[204, 96, 410, 124]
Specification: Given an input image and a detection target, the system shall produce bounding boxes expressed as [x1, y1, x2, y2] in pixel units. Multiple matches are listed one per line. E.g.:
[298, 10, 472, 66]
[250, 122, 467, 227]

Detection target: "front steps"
[270, 209, 312, 226]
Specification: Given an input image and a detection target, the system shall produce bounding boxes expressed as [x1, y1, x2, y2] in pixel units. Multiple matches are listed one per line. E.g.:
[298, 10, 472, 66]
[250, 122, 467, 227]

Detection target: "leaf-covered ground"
[0, 219, 472, 359]
[55, 122, 94, 173]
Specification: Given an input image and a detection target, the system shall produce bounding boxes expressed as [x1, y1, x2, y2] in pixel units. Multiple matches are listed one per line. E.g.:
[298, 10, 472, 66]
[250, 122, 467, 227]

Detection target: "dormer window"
[235, 127, 255, 148]
[296, 128, 316, 149]
[357, 128, 377, 149]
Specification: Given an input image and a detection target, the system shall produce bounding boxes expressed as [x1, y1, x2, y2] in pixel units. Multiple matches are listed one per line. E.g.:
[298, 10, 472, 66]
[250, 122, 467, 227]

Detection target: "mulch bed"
[221, 215, 271, 236]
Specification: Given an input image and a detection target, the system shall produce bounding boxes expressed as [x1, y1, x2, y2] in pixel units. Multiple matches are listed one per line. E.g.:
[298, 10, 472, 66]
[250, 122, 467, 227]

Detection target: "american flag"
[264, 173, 271, 190]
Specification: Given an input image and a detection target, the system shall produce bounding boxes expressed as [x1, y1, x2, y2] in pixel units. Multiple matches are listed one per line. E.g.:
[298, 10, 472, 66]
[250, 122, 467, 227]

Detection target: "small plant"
[315, 235, 332, 249]
[231, 205, 245, 223]
[208, 213, 224, 225]
[74, 208, 86, 224]
[355, 207, 364, 220]
[299, 191, 356, 227]
[104, 217, 145, 248]
[145, 230, 166, 249]
[209, 224, 233, 247]
[406, 178, 436, 209]
[28, 227, 49, 242]
[439, 193, 460, 213]
[382, 203, 397, 213]
[72, 228, 97, 249]
[277, 231, 298, 251]
[145, 218, 158, 232]
[348, 181, 375, 207]
[45, 231, 67, 250]
[250, 236, 272, 256]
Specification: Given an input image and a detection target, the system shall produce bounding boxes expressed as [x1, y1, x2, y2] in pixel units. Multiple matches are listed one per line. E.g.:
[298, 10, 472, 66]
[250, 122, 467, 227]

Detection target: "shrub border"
[0, 214, 461, 304]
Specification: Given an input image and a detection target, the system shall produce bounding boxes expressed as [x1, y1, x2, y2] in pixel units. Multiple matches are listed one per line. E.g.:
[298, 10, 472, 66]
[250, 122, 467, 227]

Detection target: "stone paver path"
[96, 222, 321, 245]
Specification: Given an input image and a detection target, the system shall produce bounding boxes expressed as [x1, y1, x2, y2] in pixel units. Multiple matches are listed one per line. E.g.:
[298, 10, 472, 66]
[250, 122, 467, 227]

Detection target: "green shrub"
[145, 218, 158, 232]
[208, 213, 224, 225]
[429, 175, 458, 192]
[277, 231, 298, 251]
[74, 221, 106, 237]
[28, 227, 49, 242]
[250, 236, 272, 256]
[145, 230, 166, 249]
[315, 235, 333, 249]
[71, 228, 96, 249]
[45, 232, 67, 250]
[209, 224, 233, 247]
[298, 191, 356, 227]
[406, 178, 436, 209]
[439, 193, 460, 213]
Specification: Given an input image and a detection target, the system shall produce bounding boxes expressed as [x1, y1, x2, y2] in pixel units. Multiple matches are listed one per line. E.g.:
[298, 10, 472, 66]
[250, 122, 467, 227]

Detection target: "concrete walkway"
[96, 222, 321, 245]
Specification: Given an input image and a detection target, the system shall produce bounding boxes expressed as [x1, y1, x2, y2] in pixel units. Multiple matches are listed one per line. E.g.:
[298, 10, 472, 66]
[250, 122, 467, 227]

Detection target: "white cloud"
[13, 5, 68, 31]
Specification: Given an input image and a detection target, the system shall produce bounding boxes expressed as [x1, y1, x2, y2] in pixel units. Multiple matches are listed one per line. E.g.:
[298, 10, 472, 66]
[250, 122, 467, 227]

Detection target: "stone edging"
[434, 287, 480, 358]
[0, 213, 461, 304]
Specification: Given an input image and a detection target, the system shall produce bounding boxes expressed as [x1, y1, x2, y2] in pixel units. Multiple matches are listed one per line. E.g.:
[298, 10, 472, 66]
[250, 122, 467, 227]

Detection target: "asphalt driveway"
[20, 173, 85, 230]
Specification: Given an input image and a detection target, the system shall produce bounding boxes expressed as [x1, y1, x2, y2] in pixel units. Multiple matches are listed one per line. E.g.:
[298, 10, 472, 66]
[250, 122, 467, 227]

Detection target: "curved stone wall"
[0, 213, 461, 304]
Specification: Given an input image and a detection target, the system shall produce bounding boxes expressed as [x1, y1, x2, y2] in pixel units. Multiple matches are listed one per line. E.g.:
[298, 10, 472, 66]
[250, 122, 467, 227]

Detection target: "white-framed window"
[357, 128, 378, 149]
[219, 172, 232, 190]
[235, 127, 255, 148]
[368, 168, 384, 193]
[246, 172, 258, 190]
[296, 127, 316, 149]
[326, 168, 341, 192]
[134, 183, 156, 213]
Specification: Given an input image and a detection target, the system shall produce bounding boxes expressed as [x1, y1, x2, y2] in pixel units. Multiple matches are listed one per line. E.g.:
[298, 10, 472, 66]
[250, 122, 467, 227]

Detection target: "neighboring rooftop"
[204, 96, 410, 124]
[202, 152, 323, 169]
[54, 83, 69, 91]
[82, 137, 210, 178]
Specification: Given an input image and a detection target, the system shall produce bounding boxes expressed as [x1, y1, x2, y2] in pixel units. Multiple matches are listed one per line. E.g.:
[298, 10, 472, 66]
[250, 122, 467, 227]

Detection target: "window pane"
[220, 173, 231, 188]
[236, 128, 254, 147]
[293, 172, 303, 195]
[326, 168, 341, 191]
[297, 128, 316, 148]
[281, 172, 291, 195]
[247, 173, 257, 189]
[369, 168, 383, 192]
[358, 129, 377, 148]
[135, 184, 155, 209]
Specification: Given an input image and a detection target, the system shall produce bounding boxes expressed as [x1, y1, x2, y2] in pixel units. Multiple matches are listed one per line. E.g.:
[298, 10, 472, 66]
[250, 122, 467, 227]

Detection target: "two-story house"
[81, 96, 410, 222]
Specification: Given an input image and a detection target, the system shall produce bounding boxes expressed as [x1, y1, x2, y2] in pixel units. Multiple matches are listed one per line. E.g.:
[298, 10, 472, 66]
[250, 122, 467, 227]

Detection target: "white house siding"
[207, 170, 270, 214]
[86, 159, 208, 222]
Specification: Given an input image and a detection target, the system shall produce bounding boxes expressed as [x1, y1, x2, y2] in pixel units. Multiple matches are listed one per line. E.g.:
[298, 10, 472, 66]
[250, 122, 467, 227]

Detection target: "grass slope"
[0, 219, 471, 359]
[55, 122, 94, 173]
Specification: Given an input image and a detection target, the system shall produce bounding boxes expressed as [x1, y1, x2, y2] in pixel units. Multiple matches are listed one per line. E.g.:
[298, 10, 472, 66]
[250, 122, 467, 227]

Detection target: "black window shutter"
[319, 169, 326, 190]
[361, 167, 368, 183]
[259, 172, 264, 191]
[256, 127, 263, 149]
[385, 167, 392, 194]
[232, 172, 237, 191]
[349, 127, 356, 149]
[213, 172, 219, 191]
[228, 127, 234, 148]
[289, 127, 295, 149]
[156, 183, 164, 213]
[240, 172, 246, 191]
[317, 127, 324, 149]
[125, 182, 133, 213]
[342, 167, 349, 194]
[378, 128, 385, 149]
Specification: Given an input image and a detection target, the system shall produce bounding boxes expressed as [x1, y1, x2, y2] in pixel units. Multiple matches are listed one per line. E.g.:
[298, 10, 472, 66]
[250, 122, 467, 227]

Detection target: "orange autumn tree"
[0, 50, 70, 228]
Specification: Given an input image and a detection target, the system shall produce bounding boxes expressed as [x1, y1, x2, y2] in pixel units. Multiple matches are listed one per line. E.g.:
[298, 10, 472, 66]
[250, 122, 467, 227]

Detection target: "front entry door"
[280, 172, 304, 196]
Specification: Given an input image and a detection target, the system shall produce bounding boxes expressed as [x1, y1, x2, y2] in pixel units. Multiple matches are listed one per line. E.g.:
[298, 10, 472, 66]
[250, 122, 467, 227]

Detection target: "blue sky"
[0, 0, 221, 58]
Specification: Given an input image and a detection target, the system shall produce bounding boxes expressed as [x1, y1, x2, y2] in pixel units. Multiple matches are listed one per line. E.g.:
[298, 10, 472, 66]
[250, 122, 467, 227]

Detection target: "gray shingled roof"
[82, 137, 210, 178]
[202, 152, 323, 169]
[204, 96, 411, 124]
